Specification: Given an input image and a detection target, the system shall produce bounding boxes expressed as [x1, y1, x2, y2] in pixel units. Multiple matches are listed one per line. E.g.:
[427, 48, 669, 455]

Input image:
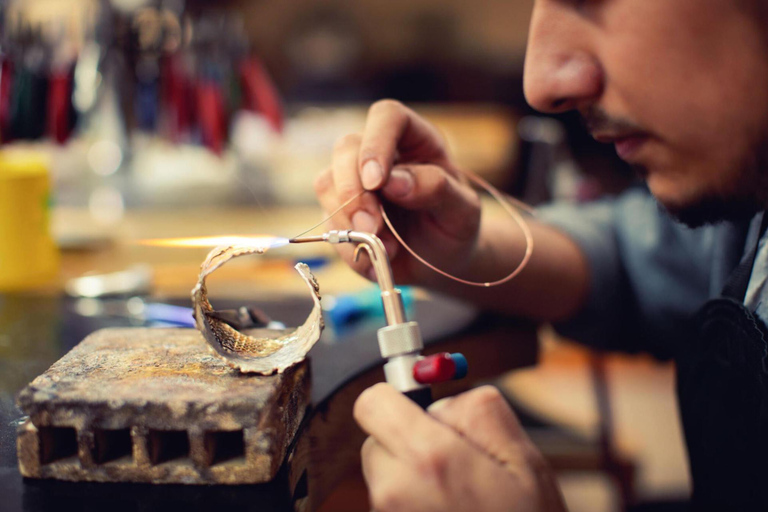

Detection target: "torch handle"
[404, 387, 434, 409]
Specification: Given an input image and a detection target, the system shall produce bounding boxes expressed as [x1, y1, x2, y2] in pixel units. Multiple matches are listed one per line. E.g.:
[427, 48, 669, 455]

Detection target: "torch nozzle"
[288, 235, 327, 244]
[288, 230, 406, 325]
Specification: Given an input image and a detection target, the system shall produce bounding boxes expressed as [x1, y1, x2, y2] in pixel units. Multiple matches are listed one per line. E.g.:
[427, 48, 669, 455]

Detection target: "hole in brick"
[38, 426, 78, 465]
[94, 429, 133, 464]
[204, 430, 245, 466]
[148, 430, 189, 465]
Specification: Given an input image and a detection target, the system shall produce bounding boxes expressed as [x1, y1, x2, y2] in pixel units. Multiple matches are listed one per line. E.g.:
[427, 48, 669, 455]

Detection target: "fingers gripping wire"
[379, 168, 534, 287]
[294, 171, 534, 288]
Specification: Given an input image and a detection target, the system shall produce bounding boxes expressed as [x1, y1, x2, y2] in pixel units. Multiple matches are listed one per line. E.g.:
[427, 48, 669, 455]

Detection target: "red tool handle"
[239, 56, 283, 134]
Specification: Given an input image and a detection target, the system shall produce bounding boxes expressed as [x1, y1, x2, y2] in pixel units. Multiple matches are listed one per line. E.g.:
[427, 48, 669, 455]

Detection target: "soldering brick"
[16, 328, 309, 484]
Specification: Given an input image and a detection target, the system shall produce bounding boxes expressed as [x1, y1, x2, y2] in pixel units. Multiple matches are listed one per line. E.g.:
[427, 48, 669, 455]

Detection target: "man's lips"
[593, 132, 650, 160]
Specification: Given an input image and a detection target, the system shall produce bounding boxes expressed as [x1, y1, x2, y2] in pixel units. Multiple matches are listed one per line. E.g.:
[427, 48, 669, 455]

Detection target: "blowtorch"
[290, 230, 467, 408]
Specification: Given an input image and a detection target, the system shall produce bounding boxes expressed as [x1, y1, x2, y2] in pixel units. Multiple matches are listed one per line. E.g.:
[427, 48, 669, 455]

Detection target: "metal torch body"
[290, 230, 466, 408]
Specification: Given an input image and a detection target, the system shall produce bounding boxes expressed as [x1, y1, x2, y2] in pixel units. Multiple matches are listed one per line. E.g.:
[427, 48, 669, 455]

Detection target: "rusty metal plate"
[192, 248, 324, 374]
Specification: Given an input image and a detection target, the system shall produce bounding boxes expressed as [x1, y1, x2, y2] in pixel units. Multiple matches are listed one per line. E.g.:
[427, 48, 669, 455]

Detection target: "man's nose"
[523, 4, 603, 114]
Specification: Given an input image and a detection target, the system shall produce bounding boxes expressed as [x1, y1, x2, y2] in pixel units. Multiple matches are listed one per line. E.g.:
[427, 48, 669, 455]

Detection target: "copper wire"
[291, 190, 367, 240]
[292, 172, 535, 288]
[379, 169, 534, 287]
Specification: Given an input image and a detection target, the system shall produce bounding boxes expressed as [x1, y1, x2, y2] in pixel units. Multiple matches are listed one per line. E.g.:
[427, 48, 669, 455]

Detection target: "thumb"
[428, 386, 535, 468]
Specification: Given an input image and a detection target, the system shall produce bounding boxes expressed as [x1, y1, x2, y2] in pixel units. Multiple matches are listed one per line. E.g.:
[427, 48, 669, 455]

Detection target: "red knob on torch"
[413, 353, 468, 385]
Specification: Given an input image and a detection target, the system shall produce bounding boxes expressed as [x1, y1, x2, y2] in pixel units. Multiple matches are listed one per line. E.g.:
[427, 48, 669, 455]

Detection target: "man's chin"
[640, 164, 764, 228]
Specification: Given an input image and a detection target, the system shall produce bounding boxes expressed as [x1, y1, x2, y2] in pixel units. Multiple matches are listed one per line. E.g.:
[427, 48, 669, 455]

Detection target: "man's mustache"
[581, 107, 645, 136]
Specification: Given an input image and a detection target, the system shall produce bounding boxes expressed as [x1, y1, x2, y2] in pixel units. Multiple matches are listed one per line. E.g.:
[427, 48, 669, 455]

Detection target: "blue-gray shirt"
[538, 187, 763, 358]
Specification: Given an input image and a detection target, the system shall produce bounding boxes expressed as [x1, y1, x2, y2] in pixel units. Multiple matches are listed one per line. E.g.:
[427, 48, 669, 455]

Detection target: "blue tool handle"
[326, 286, 415, 328]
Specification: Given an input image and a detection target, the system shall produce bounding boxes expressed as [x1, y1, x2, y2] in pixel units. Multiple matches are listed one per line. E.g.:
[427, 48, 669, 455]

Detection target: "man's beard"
[656, 188, 764, 228]
[642, 143, 768, 228]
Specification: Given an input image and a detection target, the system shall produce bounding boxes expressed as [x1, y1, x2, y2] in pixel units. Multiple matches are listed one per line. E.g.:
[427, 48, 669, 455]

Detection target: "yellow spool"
[0, 150, 59, 291]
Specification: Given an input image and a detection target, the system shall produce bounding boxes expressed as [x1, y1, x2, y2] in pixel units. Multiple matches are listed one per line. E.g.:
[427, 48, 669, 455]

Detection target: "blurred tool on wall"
[0, 0, 283, 154]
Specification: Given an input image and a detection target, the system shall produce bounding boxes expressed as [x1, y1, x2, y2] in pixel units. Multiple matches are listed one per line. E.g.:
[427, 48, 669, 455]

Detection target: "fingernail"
[384, 168, 414, 198]
[361, 160, 384, 190]
[352, 210, 377, 233]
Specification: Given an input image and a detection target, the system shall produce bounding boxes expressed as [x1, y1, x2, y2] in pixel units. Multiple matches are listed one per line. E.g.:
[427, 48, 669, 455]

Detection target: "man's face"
[523, 0, 768, 226]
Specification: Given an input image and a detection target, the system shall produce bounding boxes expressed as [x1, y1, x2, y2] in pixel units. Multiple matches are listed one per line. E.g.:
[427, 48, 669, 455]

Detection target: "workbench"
[0, 292, 537, 511]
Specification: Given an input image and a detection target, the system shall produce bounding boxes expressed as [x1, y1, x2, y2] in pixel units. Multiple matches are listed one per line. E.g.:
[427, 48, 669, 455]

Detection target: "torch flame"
[138, 235, 289, 249]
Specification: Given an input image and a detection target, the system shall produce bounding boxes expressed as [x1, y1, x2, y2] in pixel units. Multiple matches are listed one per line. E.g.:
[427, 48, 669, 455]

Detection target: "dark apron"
[678, 214, 768, 509]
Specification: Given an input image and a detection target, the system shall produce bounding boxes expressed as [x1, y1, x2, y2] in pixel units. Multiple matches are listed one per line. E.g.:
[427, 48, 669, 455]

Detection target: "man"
[314, 1, 768, 510]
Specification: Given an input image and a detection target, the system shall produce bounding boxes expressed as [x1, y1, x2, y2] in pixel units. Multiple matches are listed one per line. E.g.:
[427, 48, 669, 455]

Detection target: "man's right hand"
[314, 100, 483, 284]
